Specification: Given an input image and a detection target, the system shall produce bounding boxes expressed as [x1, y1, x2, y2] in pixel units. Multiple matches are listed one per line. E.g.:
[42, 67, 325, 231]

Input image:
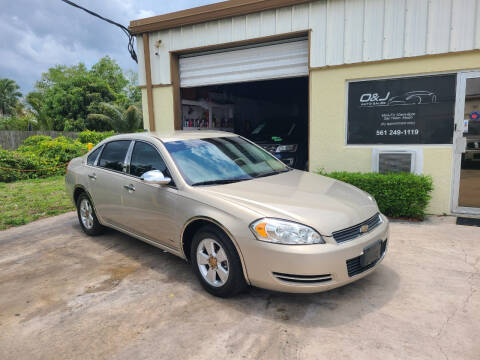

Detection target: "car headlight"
[276, 144, 298, 152]
[250, 218, 324, 245]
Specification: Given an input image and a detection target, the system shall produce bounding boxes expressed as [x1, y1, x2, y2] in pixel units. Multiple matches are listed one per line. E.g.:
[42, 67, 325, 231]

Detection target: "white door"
[179, 38, 309, 88]
[452, 71, 480, 214]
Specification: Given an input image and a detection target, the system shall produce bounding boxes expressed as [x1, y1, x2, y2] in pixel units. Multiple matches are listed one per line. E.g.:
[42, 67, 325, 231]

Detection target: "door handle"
[124, 184, 135, 192]
[88, 173, 96, 180]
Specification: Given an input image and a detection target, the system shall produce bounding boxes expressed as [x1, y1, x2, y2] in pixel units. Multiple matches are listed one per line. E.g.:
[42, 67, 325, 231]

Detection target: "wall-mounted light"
[154, 40, 162, 56]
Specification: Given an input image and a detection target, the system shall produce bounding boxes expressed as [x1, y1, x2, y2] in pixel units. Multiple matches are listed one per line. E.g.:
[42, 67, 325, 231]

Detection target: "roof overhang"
[129, 0, 312, 35]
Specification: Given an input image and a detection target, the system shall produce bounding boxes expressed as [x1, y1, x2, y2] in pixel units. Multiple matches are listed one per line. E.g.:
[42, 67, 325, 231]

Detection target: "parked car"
[388, 90, 437, 105]
[246, 117, 308, 170]
[66, 131, 389, 297]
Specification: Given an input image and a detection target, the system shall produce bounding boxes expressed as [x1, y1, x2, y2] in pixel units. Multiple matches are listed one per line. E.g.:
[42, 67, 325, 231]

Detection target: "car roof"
[104, 130, 237, 143]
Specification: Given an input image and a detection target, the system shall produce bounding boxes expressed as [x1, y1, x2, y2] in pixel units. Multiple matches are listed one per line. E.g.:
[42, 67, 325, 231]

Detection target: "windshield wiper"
[191, 178, 251, 186]
[254, 168, 292, 178]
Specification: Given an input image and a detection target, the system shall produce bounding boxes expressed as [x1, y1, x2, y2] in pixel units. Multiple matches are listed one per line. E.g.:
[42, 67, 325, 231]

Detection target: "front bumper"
[241, 215, 389, 293]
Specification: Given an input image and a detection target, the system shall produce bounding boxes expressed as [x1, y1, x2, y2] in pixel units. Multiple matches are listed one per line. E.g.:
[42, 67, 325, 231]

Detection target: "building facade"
[130, 0, 480, 216]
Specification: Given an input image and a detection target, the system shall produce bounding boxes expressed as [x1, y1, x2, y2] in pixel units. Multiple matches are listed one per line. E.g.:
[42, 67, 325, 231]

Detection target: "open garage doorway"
[180, 77, 309, 170]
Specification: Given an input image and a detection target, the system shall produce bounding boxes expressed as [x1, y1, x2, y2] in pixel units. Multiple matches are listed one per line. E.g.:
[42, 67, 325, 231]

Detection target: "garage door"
[179, 38, 308, 88]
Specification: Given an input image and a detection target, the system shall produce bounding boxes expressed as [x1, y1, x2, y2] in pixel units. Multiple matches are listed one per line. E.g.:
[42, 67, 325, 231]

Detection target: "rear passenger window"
[86, 146, 102, 166]
[130, 142, 167, 177]
[98, 141, 131, 172]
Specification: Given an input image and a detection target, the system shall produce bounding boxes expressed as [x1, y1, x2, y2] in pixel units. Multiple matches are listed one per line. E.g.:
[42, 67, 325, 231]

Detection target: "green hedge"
[0, 148, 58, 182]
[0, 136, 88, 182]
[78, 130, 115, 145]
[321, 171, 434, 219]
[0, 131, 116, 182]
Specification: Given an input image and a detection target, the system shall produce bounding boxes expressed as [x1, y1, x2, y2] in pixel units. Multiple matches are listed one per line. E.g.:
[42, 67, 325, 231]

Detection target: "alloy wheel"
[196, 238, 229, 287]
[79, 198, 94, 230]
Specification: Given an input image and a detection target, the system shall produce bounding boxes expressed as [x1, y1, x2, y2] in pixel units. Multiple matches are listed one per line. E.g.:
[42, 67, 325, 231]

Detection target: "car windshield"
[250, 119, 296, 138]
[164, 136, 290, 186]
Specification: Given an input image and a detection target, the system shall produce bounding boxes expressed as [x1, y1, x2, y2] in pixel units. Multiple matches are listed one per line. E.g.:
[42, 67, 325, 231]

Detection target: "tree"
[26, 92, 53, 130]
[90, 56, 129, 95]
[125, 70, 142, 105]
[25, 57, 142, 132]
[0, 78, 22, 116]
[87, 103, 141, 133]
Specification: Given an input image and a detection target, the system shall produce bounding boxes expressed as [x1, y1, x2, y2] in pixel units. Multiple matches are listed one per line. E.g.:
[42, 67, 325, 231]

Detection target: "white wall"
[137, 0, 480, 86]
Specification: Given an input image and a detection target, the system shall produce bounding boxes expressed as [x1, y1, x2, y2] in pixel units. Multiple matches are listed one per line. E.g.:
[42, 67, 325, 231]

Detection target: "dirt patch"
[85, 265, 139, 294]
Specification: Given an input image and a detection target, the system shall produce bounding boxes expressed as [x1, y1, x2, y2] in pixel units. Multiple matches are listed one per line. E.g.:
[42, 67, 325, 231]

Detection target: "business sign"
[347, 74, 456, 144]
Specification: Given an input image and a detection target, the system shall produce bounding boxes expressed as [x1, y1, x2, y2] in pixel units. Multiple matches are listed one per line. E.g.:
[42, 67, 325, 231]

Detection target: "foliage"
[0, 136, 87, 182]
[25, 92, 54, 130]
[21, 135, 52, 146]
[125, 70, 142, 105]
[0, 113, 38, 131]
[0, 175, 74, 230]
[17, 136, 87, 163]
[25, 56, 142, 132]
[320, 171, 434, 219]
[0, 78, 22, 116]
[90, 56, 129, 95]
[0, 147, 56, 182]
[87, 103, 141, 133]
[28, 68, 116, 131]
[77, 130, 115, 145]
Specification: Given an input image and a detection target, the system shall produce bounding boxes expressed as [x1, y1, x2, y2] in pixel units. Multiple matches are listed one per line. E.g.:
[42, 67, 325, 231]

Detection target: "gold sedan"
[66, 131, 388, 297]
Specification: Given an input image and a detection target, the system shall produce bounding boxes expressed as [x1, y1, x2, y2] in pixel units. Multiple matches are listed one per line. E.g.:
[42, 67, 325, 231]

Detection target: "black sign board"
[347, 74, 456, 144]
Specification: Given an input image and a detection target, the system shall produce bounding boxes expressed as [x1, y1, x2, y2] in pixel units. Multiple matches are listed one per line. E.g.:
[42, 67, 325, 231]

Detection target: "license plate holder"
[360, 240, 381, 267]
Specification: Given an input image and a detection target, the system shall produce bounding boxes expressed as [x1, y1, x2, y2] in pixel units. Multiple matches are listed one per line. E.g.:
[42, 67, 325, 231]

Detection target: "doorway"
[180, 77, 309, 170]
[453, 72, 480, 214]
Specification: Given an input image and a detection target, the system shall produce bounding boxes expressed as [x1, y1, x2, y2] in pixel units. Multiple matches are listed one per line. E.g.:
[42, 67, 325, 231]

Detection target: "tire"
[190, 225, 247, 297]
[76, 192, 105, 236]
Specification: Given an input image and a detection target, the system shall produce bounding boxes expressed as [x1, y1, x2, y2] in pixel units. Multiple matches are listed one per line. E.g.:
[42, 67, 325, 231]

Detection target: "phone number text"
[376, 129, 420, 136]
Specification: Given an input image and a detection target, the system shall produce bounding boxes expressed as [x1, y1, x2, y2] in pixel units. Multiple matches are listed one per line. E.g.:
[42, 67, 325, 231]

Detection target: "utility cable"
[60, 0, 138, 63]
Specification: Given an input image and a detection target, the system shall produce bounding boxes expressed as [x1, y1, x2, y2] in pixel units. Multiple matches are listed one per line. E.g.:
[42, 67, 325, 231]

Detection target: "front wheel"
[191, 225, 247, 297]
[76, 193, 105, 236]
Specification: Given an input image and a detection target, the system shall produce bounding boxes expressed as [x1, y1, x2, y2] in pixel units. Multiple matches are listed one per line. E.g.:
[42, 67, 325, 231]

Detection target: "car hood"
[199, 170, 378, 235]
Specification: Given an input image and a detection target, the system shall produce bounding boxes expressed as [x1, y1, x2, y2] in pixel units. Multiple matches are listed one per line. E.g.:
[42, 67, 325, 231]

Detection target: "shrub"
[0, 148, 57, 182]
[0, 136, 88, 182]
[21, 135, 53, 146]
[77, 130, 115, 145]
[17, 136, 87, 164]
[320, 171, 434, 219]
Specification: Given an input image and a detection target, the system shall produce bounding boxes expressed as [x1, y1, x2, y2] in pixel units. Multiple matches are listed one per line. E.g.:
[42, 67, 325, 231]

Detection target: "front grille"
[346, 239, 387, 277]
[332, 213, 382, 243]
[273, 272, 332, 284]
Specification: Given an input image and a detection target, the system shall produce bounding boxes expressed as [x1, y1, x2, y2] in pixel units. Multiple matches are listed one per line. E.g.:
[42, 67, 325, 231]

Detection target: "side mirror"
[140, 170, 171, 185]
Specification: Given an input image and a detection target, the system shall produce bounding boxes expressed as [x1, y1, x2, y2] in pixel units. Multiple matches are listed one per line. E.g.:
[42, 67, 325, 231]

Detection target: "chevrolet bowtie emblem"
[360, 225, 369, 233]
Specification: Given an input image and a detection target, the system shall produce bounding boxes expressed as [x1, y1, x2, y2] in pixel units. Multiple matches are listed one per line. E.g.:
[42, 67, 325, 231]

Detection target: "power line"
[60, 0, 138, 63]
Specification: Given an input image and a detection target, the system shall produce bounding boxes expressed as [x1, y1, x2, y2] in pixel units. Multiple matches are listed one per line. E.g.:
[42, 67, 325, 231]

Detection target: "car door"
[87, 139, 133, 228]
[122, 140, 179, 249]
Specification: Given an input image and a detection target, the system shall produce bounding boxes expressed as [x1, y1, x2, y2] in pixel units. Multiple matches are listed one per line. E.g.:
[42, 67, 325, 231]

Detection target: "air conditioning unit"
[372, 149, 423, 174]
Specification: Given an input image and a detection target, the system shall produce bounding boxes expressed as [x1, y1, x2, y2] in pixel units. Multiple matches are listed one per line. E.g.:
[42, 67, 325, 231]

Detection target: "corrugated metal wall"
[137, 0, 480, 86]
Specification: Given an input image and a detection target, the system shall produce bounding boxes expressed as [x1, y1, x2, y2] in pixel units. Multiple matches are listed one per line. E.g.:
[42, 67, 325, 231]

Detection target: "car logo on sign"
[360, 225, 369, 233]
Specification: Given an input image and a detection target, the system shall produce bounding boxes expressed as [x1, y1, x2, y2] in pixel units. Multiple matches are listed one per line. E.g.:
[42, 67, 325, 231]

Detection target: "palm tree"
[26, 92, 54, 130]
[87, 103, 141, 133]
[0, 78, 22, 116]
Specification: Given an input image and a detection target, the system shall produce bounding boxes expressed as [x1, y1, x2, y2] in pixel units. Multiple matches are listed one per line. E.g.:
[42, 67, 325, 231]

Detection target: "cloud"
[0, 0, 219, 94]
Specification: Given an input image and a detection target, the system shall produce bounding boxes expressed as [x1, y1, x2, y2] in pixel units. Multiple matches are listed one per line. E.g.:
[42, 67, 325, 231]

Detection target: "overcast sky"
[1, 0, 220, 94]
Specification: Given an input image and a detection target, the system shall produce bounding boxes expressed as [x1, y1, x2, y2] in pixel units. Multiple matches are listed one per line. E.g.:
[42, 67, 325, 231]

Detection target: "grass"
[0, 176, 74, 230]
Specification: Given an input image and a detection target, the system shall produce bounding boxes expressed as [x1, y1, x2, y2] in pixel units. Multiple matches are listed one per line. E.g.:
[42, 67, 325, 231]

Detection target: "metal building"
[129, 0, 480, 216]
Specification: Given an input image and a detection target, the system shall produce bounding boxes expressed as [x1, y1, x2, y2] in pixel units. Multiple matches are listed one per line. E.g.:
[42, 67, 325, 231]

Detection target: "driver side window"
[129, 141, 168, 178]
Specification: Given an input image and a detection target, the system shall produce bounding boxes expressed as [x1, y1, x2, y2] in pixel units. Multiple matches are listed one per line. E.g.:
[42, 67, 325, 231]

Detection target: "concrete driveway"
[0, 213, 479, 360]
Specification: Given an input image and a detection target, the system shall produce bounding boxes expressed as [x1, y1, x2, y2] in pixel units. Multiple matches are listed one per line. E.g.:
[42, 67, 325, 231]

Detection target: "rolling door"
[179, 38, 309, 88]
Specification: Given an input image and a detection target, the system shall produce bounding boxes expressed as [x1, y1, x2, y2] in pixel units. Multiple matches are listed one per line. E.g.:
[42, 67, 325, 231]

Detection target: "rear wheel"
[191, 225, 247, 297]
[76, 193, 105, 236]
